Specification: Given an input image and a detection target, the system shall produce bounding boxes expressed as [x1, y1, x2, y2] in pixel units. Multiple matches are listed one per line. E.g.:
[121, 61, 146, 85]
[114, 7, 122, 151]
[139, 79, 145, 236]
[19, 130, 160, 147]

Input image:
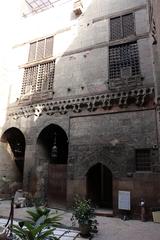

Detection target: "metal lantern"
[51, 132, 58, 161]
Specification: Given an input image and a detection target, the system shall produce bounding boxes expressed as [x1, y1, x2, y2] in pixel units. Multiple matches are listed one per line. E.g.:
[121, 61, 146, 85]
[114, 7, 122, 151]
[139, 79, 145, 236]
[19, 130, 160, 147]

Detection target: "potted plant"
[26, 206, 62, 227]
[12, 221, 57, 240]
[12, 206, 62, 240]
[71, 195, 98, 238]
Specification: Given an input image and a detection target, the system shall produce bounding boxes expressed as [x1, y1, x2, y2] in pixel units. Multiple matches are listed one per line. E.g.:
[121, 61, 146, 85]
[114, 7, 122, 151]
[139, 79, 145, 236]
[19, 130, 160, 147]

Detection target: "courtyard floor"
[0, 200, 160, 240]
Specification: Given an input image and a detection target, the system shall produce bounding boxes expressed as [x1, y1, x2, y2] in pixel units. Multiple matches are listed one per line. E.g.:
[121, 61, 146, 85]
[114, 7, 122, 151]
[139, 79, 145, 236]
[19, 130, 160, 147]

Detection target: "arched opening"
[87, 163, 113, 209]
[0, 127, 25, 193]
[37, 124, 68, 208]
[37, 124, 68, 165]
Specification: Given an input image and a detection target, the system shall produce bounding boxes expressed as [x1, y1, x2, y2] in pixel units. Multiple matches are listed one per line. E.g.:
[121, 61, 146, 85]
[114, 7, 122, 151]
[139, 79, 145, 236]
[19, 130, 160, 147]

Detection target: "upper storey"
[8, 0, 154, 106]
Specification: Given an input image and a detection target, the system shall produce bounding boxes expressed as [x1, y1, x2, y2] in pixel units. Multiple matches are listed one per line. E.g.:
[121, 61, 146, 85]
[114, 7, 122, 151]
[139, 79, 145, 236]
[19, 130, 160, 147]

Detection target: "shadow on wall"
[0, 127, 25, 196]
[0, 0, 107, 201]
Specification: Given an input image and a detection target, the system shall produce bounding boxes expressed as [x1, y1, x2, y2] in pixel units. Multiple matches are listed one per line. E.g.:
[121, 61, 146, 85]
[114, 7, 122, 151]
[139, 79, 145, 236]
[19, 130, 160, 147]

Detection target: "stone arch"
[83, 158, 116, 177]
[35, 123, 68, 208]
[0, 127, 26, 194]
[86, 163, 113, 208]
[36, 123, 68, 165]
[35, 119, 69, 142]
[76, 145, 120, 178]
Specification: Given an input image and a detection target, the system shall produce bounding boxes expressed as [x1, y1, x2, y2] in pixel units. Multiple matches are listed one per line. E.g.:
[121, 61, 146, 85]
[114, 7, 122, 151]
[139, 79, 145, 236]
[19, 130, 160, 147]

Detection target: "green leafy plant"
[12, 207, 62, 240]
[71, 195, 96, 225]
[12, 222, 57, 240]
[26, 207, 61, 227]
[71, 196, 98, 237]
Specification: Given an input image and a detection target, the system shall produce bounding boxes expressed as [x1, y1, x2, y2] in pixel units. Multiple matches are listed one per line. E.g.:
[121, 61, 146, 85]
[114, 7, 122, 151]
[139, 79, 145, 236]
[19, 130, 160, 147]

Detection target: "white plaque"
[118, 191, 131, 210]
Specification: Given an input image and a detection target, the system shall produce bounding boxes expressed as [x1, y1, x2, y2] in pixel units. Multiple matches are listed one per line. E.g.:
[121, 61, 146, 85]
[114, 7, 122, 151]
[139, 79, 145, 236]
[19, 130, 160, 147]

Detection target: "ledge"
[7, 87, 155, 120]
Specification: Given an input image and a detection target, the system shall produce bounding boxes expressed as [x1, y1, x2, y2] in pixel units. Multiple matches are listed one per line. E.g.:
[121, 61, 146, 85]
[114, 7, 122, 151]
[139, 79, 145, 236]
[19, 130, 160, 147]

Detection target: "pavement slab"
[0, 200, 160, 240]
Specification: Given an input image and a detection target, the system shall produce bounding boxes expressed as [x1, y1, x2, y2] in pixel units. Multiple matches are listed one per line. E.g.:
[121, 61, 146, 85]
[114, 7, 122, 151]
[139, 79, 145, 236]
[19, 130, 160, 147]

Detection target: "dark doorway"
[37, 124, 68, 208]
[87, 163, 113, 208]
[1, 127, 25, 179]
[37, 124, 68, 165]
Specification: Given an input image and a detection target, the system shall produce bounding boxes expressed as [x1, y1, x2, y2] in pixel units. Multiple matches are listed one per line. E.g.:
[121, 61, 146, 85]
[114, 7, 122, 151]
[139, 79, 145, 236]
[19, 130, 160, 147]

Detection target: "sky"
[0, 0, 23, 126]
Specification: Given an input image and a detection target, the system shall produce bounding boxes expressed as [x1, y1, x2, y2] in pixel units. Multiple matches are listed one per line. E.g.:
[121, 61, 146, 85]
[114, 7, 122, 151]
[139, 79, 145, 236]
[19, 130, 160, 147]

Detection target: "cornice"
[8, 87, 155, 120]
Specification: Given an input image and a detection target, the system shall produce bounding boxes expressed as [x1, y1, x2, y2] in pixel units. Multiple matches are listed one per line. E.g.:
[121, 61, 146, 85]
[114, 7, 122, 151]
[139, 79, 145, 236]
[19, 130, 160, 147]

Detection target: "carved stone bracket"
[8, 87, 155, 120]
[148, 1, 157, 45]
[151, 18, 157, 45]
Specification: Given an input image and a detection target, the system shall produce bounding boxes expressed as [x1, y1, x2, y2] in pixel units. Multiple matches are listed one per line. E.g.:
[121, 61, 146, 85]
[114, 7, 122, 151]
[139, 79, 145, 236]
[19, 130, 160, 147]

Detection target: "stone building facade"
[0, 0, 160, 218]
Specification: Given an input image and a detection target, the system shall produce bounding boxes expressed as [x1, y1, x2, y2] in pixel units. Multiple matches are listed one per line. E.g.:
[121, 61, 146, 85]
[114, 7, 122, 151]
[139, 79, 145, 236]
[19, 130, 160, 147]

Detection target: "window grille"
[135, 149, 151, 171]
[110, 16, 122, 41]
[110, 13, 135, 40]
[122, 14, 135, 38]
[21, 61, 55, 95]
[109, 42, 140, 80]
[121, 66, 132, 78]
[28, 36, 53, 62]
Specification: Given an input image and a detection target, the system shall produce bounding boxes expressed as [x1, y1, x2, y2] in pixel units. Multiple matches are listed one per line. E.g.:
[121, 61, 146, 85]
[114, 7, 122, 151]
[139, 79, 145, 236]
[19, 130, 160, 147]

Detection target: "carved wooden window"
[28, 36, 53, 62]
[135, 149, 151, 171]
[21, 60, 55, 95]
[110, 13, 135, 41]
[109, 42, 140, 80]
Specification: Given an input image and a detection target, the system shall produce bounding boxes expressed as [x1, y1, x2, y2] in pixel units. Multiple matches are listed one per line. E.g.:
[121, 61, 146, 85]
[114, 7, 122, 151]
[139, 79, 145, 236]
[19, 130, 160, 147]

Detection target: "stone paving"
[0, 200, 89, 240]
[0, 200, 160, 240]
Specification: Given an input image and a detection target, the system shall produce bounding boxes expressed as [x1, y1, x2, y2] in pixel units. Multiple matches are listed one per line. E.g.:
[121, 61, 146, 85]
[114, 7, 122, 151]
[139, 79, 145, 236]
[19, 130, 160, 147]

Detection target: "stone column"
[23, 143, 36, 193]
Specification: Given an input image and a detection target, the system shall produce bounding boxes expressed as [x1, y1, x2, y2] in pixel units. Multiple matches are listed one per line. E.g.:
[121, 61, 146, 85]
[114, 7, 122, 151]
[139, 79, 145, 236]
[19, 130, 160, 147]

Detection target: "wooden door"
[48, 164, 67, 208]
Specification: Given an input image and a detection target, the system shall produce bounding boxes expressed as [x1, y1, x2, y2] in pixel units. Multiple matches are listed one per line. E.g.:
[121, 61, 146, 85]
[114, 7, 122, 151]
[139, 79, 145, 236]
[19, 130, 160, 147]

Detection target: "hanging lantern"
[51, 132, 58, 161]
[14, 142, 22, 154]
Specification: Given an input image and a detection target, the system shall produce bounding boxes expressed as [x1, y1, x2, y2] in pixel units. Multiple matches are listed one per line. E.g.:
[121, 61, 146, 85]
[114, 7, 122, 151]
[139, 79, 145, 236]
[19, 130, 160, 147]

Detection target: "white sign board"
[118, 191, 131, 210]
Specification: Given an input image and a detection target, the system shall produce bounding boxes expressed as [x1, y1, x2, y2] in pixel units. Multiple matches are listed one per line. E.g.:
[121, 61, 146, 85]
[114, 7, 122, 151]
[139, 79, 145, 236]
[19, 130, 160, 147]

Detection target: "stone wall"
[0, 143, 22, 197]
[0, 0, 160, 218]
[67, 109, 159, 215]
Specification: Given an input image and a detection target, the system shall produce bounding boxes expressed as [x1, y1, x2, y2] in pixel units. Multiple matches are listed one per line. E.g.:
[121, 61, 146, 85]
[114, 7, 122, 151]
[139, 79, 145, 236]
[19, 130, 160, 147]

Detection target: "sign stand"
[118, 191, 131, 220]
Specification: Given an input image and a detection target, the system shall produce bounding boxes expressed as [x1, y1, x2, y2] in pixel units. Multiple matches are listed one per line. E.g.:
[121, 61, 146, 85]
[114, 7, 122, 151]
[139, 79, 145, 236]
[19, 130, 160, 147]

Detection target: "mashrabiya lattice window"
[109, 42, 140, 81]
[21, 36, 54, 95]
[21, 61, 55, 95]
[110, 13, 135, 41]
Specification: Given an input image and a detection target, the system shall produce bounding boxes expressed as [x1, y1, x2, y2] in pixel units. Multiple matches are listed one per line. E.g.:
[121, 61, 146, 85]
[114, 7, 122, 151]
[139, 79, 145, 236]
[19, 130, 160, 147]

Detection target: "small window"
[28, 36, 53, 62]
[110, 13, 135, 41]
[73, 0, 83, 16]
[135, 149, 151, 171]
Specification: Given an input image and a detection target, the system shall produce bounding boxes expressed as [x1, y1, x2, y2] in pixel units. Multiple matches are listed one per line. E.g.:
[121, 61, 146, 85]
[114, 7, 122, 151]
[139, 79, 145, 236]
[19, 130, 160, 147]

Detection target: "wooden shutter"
[45, 37, 53, 58]
[36, 39, 45, 60]
[28, 42, 36, 62]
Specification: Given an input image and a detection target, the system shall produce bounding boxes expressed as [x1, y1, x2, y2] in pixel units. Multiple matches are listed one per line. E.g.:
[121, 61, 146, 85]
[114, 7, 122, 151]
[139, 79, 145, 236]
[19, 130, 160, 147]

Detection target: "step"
[95, 209, 114, 217]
